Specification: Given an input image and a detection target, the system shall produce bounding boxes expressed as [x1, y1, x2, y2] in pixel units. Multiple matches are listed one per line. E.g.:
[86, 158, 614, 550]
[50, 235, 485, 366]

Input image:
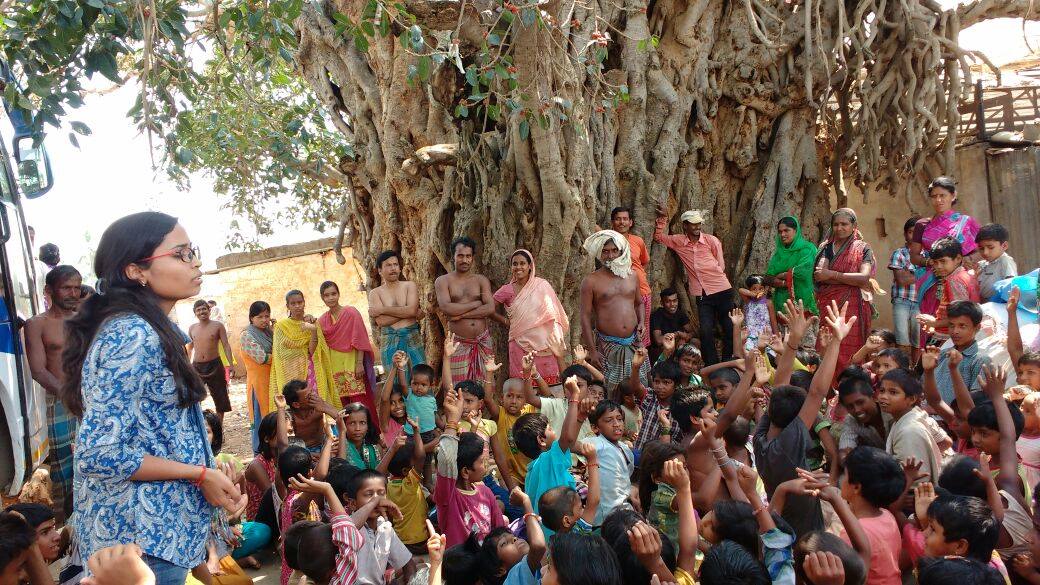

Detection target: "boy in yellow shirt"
[378, 416, 429, 554]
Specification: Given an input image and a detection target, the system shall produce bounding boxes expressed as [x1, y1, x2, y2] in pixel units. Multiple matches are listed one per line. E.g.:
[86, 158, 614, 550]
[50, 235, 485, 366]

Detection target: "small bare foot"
[237, 556, 262, 570]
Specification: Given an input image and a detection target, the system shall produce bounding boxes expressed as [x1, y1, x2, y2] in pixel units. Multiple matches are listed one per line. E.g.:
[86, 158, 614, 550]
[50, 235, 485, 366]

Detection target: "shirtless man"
[188, 299, 238, 422]
[434, 237, 495, 382]
[24, 265, 82, 521]
[580, 230, 649, 397]
[369, 250, 426, 373]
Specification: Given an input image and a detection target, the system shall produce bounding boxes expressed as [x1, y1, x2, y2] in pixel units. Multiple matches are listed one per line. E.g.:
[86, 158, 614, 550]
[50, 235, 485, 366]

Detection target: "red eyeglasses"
[137, 245, 201, 264]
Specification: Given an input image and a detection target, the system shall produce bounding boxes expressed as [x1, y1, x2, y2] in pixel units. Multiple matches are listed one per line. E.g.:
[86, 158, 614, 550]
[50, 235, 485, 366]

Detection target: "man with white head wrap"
[580, 230, 650, 397]
[654, 204, 735, 365]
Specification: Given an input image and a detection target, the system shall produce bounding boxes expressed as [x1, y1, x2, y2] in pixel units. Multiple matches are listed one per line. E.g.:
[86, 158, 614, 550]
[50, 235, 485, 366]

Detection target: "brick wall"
[173, 240, 372, 364]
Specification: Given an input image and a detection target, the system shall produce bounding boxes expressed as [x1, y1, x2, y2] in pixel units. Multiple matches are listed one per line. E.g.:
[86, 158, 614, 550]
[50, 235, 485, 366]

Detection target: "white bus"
[0, 94, 55, 497]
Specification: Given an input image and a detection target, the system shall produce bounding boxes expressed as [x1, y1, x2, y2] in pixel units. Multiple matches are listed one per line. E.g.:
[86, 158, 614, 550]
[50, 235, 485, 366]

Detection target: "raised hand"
[289, 474, 333, 496]
[729, 308, 745, 328]
[392, 433, 408, 452]
[572, 440, 597, 461]
[663, 332, 677, 354]
[274, 394, 287, 410]
[1008, 286, 1021, 314]
[823, 300, 857, 341]
[509, 486, 531, 508]
[916, 313, 938, 327]
[574, 344, 589, 363]
[393, 350, 408, 370]
[522, 351, 535, 376]
[425, 520, 447, 567]
[660, 458, 690, 489]
[902, 457, 929, 486]
[975, 452, 993, 479]
[736, 463, 759, 494]
[547, 332, 567, 358]
[406, 417, 419, 432]
[769, 333, 785, 355]
[442, 389, 463, 423]
[656, 407, 672, 430]
[484, 355, 502, 374]
[981, 365, 1008, 399]
[921, 346, 940, 371]
[913, 482, 937, 524]
[82, 544, 154, 585]
[865, 334, 883, 351]
[803, 552, 845, 585]
[816, 325, 834, 349]
[443, 331, 459, 357]
[633, 347, 649, 368]
[627, 521, 664, 567]
[563, 375, 581, 401]
[784, 299, 809, 341]
[947, 349, 963, 368]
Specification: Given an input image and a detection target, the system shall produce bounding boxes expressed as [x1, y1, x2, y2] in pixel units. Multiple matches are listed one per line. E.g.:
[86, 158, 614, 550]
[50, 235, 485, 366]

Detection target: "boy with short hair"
[513, 377, 583, 524]
[2, 504, 61, 564]
[521, 359, 596, 449]
[0, 511, 50, 585]
[837, 446, 906, 585]
[376, 417, 428, 554]
[929, 301, 992, 403]
[974, 223, 1017, 301]
[878, 368, 944, 486]
[890, 216, 922, 359]
[482, 373, 536, 487]
[917, 237, 980, 348]
[754, 300, 851, 538]
[630, 349, 684, 450]
[282, 380, 343, 454]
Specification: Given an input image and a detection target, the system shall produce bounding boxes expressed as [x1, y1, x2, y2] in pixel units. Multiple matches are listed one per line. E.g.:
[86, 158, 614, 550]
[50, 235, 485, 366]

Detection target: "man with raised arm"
[580, 230, 650, 398]
[369, 250, 426, 373]
[655, 205, 735, 365]
[24, 265, 82, 522]
[435, 237, 495, 382]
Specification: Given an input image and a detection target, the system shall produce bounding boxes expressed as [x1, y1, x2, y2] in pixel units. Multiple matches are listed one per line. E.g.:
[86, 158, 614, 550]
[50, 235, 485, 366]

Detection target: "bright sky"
[19, 83, 323, 279]
[14, 6, 1040, 282]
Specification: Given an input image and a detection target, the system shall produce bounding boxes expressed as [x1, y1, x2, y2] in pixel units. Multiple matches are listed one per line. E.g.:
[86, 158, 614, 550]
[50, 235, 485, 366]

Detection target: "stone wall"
[173, 238, 372, 364]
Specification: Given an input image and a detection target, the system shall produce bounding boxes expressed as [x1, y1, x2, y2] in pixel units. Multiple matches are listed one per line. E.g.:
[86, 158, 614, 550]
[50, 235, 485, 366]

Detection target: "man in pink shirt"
[654, 206, 734, 364]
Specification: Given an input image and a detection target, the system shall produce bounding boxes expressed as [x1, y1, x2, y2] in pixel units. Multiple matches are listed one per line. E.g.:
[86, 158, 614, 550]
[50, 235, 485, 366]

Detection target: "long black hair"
[61, 212, 206, 416]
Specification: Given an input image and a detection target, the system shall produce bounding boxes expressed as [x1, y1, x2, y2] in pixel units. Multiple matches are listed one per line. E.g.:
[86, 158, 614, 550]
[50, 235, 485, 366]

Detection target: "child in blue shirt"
[512, 376, 582, 526]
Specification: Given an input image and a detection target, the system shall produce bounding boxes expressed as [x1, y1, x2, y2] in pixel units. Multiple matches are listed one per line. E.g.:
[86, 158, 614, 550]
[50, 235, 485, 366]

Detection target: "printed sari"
[492, 249, 570, 384]
[241, 325, 273, 453]
[815, 231, 876, 376]
[914, 210, 980, 303]
[268, 318, 335, 412]
[318, 306, 378, 414]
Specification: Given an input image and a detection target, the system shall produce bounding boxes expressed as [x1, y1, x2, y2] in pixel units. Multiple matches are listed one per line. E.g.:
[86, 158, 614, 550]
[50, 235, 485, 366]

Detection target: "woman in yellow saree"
[268, 289, 336, 411]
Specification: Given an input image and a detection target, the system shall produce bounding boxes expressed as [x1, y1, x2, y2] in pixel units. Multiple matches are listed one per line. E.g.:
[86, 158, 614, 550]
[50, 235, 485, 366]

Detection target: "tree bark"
[292, 0, 1035, 360]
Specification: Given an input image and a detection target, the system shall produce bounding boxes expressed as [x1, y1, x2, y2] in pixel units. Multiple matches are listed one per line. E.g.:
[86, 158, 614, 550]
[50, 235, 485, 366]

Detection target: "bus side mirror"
[13, 135, 52, 199]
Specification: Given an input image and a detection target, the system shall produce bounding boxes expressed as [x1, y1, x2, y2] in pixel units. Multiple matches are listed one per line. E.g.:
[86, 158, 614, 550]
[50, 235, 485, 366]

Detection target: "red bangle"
[193, 466, 207, 487]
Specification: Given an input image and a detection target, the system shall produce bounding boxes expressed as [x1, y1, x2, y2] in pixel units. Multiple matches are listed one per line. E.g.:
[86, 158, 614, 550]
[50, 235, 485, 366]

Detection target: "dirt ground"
[201, 379, 256, 462]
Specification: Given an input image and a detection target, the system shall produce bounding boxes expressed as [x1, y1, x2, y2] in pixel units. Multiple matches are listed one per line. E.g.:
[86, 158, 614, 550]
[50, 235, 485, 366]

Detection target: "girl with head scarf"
[240, 300, 274, 453]
[814, 208, 877, 375]
[492, 249, 570, 384]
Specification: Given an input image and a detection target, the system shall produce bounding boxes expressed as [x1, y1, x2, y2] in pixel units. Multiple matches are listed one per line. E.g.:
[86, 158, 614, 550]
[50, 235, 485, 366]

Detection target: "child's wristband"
[523, 512, 541, 523]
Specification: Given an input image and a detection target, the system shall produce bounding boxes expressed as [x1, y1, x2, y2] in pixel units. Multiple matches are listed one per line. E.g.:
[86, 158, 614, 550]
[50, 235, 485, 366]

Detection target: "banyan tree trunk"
[292, 0, 1038, 360]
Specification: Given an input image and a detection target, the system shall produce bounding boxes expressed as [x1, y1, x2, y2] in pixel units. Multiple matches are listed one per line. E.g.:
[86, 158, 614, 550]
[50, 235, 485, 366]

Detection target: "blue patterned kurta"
[72, 314, 213, 569]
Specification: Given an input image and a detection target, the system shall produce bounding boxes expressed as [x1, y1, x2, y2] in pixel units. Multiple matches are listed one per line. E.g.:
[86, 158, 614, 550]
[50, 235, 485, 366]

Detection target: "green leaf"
[354, 33, 369, 52]
[487, 32, 500, 46]
[68, 132, 80, 149]
[361, 20, 375, 37]
[637, 38, 647, 51]
[519, 119, 529, 140]
[465, 66, 479, 87]
[487, 104, 500, 120]
[417, 55, 430, 80]
[84, 0, 105, 8]
[70, 121, 91, 135]
[176, 147, 195, 164]
[379, 11, 390, 37]
[409, 25, 423, 51]
[454, 104, 469, 117]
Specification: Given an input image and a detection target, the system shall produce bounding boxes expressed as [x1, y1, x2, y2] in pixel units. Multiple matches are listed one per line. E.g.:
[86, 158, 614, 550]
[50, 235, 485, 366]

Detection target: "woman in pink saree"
[318, 280, 378, 415]
[492, 250, 570, 384]
[909, 176, 981, 313]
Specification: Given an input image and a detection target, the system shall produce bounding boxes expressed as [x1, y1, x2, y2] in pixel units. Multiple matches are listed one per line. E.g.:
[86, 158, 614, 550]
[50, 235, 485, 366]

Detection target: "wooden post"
[976, 80, 987, 141]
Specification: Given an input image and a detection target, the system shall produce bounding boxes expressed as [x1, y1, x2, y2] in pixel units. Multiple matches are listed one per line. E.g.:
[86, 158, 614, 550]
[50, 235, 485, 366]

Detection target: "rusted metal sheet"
[985, 146, 1040, 272]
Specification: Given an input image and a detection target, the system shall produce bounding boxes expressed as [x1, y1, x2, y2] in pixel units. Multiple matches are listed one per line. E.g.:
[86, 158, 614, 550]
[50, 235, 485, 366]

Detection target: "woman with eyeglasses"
[62, 212, 242, 585]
